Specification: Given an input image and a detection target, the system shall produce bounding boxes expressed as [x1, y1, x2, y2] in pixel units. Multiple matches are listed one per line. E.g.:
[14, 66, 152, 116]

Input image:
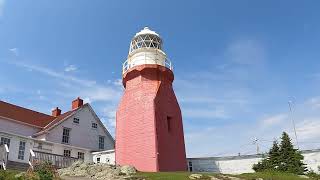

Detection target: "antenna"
[253, 138, 260, 154]
[288, 100, 299, 149]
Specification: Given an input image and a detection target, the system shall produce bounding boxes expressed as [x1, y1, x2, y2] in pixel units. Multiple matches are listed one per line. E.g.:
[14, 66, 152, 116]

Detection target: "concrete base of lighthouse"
[115, 64, 187, 172]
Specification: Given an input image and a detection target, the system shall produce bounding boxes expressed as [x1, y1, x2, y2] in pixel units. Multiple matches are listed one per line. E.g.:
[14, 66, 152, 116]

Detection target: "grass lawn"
[236, 171, 320, 180]
[134, 172, 215, 180]
[0, 170, 22, 180]
[135, 171, 320, 180]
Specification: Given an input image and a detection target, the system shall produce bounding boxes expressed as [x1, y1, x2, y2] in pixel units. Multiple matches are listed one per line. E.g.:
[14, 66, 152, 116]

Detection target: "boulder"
[120, 165, 137, 175]
[189, 174, 203, 179]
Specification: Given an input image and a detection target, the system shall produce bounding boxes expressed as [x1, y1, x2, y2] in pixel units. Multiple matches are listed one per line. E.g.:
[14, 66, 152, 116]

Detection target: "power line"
[288, 100, 299, 149]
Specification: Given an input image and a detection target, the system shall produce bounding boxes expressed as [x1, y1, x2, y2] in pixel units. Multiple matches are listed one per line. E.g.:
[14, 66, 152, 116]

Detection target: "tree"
[253, 132, 307, 174]
[253, 141, 279, 172]
[267, 140, 281, 170]
[278, 132, 307, 174]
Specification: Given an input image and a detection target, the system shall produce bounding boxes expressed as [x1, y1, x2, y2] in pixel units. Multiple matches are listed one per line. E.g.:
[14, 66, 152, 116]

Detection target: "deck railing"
[0, 144, 9, 170]
[30, 150, 80, 169]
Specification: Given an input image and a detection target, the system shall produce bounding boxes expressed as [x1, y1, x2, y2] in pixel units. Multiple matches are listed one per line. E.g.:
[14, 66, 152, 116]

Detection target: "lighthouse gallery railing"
[122, 53, 173, 74]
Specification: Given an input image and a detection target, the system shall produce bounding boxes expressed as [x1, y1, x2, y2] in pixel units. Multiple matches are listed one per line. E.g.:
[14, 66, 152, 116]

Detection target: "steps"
[6, 160, 30, 171]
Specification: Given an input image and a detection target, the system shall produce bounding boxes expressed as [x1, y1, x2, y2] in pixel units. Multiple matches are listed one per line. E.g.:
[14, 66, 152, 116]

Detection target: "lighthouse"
[115, 27, 187, 172]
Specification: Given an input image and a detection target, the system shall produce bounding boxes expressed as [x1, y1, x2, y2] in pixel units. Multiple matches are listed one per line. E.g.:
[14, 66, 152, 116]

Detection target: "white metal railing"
[29, 149, 35, 170]
[122, 56, 173, 74]
[0, 144, 9, 170]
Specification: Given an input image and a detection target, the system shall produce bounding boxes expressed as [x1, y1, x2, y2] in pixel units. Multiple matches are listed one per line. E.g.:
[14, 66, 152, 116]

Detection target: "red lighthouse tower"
[115, 27, 187, 172]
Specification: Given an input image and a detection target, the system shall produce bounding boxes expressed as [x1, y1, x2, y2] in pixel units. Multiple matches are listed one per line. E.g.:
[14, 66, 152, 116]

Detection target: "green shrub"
[33, 161, 55, 180]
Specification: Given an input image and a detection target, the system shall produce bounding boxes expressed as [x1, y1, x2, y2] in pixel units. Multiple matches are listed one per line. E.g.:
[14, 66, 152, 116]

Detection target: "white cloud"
[305, 96, 320, 109]
[0, 0, 5, 17]
[11, 61, 96, 86]
[296, 118, 320, 141]
[102, 106, 117, 128]
[9, 48, 19, 56]
[260, 114, 288, 127]
[113, 79, 122, 87]
[64, 65, 77, 72]
[183, 107, 229, 119]
[226, 39, 266, 65]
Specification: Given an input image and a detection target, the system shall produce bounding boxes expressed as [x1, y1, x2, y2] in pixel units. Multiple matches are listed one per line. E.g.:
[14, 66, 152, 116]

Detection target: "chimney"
[72, 97, 83, 110]
[52, 107, 61, 117]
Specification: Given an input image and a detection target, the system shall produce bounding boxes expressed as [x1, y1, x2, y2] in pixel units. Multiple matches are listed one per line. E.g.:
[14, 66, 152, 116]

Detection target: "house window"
[63, 149, 71, 157]
[73, 118, 80, 124]
[18, 141, 26, 160]
[167, 116, 172, 132]
[92, 123, 98, 129]
[38, 143, 43, 149]
[62, 128, 71, 144]
[78, 152, 84, 160]
[188, 161, 193, 172]
[0, 137, 10, 148]
[99, 136, 105, 150]
[97, 157, 100, 163]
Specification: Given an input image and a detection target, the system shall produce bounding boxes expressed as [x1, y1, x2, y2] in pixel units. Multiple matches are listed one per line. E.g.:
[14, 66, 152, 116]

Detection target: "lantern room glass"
[129, 34, 163, 53]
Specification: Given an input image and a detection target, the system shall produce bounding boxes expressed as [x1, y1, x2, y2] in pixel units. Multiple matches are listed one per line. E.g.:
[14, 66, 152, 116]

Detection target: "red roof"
[42, 110, 75, 130]
[0, 100, 55, 127]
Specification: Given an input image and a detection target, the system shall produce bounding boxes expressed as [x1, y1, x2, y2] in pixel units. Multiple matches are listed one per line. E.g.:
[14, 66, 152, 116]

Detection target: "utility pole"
[288, 101, 299, 149]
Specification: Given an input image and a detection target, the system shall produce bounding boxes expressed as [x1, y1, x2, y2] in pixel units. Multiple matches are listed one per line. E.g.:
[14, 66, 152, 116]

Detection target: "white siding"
[188, 150, 320, 174]
[0, 118, 41, 137]
[45, 106, 114, 151]
[92, 150, 115, 165]
[0, 132, 33, 163]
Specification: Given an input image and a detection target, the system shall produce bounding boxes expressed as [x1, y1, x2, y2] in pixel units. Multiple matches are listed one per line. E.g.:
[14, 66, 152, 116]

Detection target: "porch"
[30, 150, 81, 169]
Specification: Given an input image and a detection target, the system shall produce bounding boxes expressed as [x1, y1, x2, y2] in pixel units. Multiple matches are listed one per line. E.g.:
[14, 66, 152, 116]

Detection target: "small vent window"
[167, 116, 172, 132]
[92, 123, 98, 129]
[73, 118, 80, 124]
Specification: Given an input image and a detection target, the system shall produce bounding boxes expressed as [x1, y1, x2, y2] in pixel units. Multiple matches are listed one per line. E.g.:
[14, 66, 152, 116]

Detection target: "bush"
[33, 161, 56, 180]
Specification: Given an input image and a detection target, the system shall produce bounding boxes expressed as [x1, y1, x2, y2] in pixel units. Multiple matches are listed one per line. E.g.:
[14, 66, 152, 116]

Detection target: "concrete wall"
[45, 106, 114, 151]
[188, 150, 320, 174]
[0, 118, 40, 137]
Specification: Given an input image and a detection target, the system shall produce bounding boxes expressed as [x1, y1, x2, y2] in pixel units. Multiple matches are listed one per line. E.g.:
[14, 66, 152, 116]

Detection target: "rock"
[189, 174, 203, 179]
[120, 165, 137, 175]
[255, 178, 264, 180]
[73, 169, 87, 177]
[59, 162, 136, 179]
[210, 176, 221, 180]
[79, 162, 90, 170]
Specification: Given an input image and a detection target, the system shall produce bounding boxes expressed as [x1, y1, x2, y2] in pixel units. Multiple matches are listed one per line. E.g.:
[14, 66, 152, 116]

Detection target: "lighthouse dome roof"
[129, 27, 163, 53]
[134, 27, 159, 37]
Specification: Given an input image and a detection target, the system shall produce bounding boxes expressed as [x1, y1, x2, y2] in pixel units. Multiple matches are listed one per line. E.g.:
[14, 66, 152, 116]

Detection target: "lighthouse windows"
[129, 34, 162, 53]
[167, 116, 172, 132]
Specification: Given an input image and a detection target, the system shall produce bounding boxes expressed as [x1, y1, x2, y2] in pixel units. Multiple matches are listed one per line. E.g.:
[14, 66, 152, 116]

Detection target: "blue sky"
[1, 0, 320, 157]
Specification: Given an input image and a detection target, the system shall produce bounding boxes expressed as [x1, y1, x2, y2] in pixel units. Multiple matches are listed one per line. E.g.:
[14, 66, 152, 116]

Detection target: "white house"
[0, 97, 114, 170]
